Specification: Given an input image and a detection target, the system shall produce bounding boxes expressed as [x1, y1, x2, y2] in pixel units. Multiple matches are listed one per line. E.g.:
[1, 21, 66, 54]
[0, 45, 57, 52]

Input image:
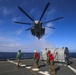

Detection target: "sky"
[0, 0, 76, 52]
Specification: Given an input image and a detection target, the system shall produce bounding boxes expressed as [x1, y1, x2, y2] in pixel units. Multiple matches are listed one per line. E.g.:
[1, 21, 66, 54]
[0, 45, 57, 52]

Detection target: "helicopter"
[14, 3, 63, 39]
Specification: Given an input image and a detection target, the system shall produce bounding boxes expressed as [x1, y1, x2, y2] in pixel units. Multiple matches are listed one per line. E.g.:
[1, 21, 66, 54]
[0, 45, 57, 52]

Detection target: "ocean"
[0, 52, 76, 60]
[0, 52, 34, 60]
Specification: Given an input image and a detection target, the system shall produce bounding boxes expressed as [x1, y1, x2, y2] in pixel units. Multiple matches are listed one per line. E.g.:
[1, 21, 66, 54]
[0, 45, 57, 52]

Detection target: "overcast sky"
[0, 0, 76, 52]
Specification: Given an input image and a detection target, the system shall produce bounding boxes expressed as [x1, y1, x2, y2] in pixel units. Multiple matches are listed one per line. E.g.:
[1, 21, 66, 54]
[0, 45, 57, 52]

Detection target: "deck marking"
[7, 60, 18, 65]
[7, 60, 25, 66]
[39, 71, 45, 74]
[20, 64, 26, 67]
[44, 71, 49, 74]
[7, 60, 50, 75]
[32, 68, 39, 71]
[39, 71, 50, 75]
[68, 65, 76, 73]
[26, 66, 31, 69]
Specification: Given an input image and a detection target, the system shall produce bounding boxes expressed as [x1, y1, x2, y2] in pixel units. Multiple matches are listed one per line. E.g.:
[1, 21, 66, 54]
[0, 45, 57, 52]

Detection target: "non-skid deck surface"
[0, 59, 76, 75]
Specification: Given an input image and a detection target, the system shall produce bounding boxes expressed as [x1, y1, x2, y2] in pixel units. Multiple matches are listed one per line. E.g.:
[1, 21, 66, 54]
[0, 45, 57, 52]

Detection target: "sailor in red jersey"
[34, 50, 39, 68]
[48, 51, 56, 74]
[47, 50, 50, 65]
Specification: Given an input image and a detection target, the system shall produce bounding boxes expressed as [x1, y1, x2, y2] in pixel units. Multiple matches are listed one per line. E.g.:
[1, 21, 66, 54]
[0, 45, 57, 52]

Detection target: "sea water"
[0, 52, 76, 60]
[0, 52, 34, 60]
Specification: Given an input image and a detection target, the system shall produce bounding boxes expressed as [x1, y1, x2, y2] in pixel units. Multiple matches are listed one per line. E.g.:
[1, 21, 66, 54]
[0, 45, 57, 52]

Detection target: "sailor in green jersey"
[16, 50, 21, 67]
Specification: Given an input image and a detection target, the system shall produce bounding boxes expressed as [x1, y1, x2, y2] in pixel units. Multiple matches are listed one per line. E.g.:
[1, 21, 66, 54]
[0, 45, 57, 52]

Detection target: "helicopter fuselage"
[31, 20, 45, 39]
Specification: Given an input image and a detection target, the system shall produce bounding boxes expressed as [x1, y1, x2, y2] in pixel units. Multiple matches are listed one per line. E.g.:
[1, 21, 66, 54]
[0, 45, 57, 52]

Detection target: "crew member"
[48, 51, 56, 74]
[16, 50, 21, 67]
[34, 50, 39, 68]
[47, 50, 50, 65]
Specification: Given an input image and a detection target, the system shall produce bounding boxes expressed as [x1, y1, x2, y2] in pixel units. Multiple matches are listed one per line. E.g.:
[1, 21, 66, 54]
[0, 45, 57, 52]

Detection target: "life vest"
[16, 52, 21, 59]
[49, 53, 54, 60]
[34, 52, 39, 58]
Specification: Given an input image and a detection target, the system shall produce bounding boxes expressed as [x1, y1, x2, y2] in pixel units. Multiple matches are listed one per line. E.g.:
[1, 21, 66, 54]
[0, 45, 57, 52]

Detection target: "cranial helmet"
[34, 50, 37, 52]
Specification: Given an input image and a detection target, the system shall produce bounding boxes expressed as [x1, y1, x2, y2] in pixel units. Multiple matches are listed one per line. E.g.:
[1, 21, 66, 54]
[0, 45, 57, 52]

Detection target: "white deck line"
[7, 59, 25, 66]
[26, 66, 31, 69]
[7, 60, 50, 75]
[39, 71, 50, 75]
[68, 65, 76, 74]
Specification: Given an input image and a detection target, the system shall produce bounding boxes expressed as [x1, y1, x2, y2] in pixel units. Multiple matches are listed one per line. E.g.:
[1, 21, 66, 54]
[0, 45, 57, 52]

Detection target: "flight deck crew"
[16, 50, 21, 67]
[34, 50, 39, 68]
[47, 50, 50, 65]
[48, 51, 56, 74]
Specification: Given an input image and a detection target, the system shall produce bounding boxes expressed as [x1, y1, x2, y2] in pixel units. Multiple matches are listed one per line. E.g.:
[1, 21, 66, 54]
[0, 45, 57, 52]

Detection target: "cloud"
[47, 9, 56, 15]
[0, 36, 15, 43]
[0, 36, 24, 52]
[29, 39, 55, 52]
[15, 29, 23, 35]
[41, 22, 54, 40]
[45, 23, 53, 34]
[12, 16, 22, 22]
[45, 8, 56, 20]
[0, 36, 4, 41]
[0, 38, 28, 52]
[0, 42, 26, 52]
[0, 7, 13, 16]
[0, 35, 55, 52]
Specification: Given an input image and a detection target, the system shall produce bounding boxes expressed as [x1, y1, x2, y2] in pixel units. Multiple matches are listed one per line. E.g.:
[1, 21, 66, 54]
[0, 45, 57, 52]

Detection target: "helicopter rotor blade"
[14, 21, 32, 25]
[18, 6, 34, 22]
[43, 17, 63, 24]
[45, 26, 55, 29]
[32, 16, 34, 20]
[39, 2, 50, 22]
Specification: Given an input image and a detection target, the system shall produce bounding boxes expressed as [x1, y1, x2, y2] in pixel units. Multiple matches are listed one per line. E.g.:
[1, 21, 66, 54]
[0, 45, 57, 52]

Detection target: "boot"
[52, 71, 56, 74]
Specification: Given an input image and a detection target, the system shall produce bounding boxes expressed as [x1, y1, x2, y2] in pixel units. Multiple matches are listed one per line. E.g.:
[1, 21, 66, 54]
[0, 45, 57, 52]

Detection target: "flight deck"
[0, 58, 76, 75]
